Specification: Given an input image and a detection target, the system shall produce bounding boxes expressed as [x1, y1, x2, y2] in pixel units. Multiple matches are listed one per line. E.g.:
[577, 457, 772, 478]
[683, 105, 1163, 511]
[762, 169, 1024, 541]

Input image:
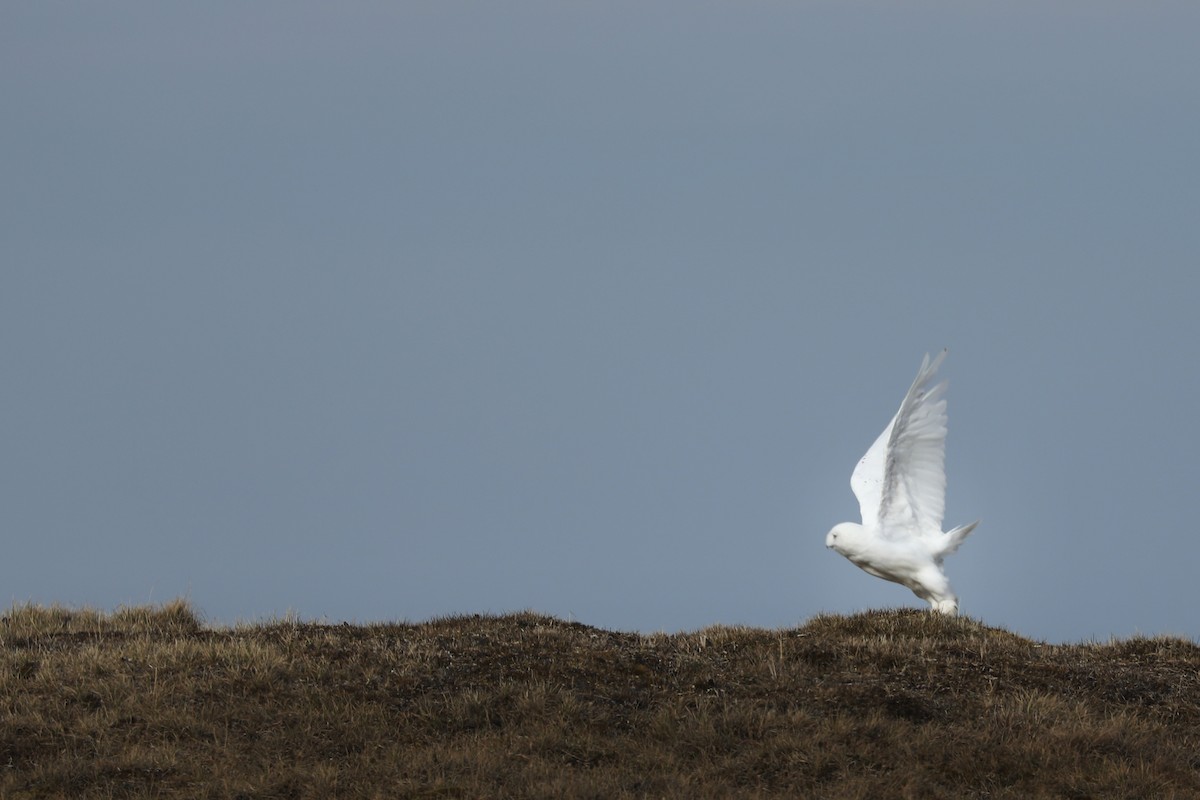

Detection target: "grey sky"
[4, 3, 1199, 642]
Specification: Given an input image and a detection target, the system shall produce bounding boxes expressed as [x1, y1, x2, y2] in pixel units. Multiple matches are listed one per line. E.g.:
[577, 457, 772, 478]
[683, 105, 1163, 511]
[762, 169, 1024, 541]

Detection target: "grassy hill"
[2, 602, 1199, 799]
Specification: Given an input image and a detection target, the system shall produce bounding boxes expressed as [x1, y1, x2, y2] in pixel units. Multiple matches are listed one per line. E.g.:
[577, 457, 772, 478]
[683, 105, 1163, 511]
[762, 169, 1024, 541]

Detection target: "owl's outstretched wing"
[850, 350, 948, 538]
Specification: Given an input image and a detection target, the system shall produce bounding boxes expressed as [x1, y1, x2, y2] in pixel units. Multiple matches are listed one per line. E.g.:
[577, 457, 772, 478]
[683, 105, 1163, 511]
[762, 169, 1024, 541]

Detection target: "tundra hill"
[2, 602, 1199, 799]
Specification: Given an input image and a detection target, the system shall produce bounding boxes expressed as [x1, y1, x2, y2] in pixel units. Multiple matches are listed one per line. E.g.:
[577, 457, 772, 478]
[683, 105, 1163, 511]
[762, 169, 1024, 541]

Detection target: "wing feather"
[850, 350, 949, 538]
[849, 417, 892, 528]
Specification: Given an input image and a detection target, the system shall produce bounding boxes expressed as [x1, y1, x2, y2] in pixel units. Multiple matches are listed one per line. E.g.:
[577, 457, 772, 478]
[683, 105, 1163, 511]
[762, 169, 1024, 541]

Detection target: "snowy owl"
[825, 350, 979, 614]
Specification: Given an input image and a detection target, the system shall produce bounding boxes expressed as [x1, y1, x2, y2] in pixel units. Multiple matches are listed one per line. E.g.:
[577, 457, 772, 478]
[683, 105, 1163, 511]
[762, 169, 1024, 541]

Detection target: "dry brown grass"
[2, 601, 1199, 798]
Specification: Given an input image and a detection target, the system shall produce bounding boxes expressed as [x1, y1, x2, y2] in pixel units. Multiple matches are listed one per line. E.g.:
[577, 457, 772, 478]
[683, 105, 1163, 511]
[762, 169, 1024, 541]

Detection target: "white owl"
[826, 350, 979, 614]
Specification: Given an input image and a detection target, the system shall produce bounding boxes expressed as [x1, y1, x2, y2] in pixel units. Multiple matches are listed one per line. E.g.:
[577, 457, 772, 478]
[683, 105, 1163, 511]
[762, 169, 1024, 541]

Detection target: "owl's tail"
[938, 520, 979, 558]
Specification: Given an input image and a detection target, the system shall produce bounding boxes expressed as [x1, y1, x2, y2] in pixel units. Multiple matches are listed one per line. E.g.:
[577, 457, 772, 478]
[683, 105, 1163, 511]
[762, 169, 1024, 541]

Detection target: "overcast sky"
[4, 3, 1199, 642]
